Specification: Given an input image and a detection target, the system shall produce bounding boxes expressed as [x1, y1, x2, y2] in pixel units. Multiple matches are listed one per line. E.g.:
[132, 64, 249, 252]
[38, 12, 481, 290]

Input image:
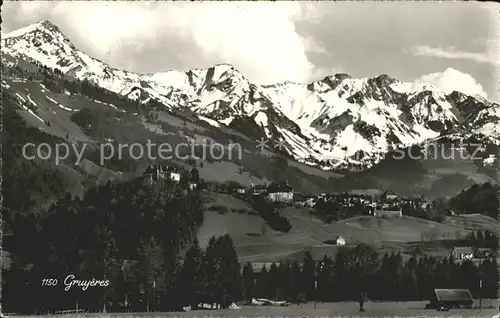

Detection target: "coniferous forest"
[3, 179, 205, 313]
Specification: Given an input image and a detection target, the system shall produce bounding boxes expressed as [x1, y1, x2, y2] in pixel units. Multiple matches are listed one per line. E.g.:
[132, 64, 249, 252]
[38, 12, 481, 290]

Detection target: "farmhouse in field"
[429, 289, 473, 309]
[451, 247, 475, 261]
[335, 236, 346, 246]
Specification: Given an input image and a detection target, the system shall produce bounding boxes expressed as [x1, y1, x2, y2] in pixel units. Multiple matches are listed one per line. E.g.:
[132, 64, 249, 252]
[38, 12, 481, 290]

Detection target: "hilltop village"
[142, 163, 498, 260]
[143, 163, 433, 221]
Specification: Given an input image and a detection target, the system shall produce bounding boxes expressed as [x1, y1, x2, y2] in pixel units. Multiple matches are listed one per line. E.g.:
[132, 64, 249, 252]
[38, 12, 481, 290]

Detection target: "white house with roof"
[336, 236, 346, 246]
[266, 181, 293, 204]
[234, 187, 247, 195]
[452, 247, 475, 261]
[267, 192, 293, 204]
[169, 171, 181, 182]
[145, 164, 181, 183]
[386, 193, 398, 201]
[160, 165, 180, 182]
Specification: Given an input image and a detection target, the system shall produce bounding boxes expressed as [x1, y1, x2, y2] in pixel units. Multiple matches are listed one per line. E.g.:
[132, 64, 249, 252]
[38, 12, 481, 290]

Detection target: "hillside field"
[196, 192, 492, 263]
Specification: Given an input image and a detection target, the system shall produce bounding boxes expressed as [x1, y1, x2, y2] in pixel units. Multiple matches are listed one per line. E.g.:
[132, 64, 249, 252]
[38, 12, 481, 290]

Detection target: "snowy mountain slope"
[3, 20, 499, 170]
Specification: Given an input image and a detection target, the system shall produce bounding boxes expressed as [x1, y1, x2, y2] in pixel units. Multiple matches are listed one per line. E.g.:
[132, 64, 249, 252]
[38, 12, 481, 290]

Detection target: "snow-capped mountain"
[3, 20, 499, 170]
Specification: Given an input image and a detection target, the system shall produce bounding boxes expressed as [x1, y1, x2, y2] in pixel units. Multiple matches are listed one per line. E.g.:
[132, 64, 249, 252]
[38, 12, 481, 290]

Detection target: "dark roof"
[295, 193, 315, 200]
[476, 248, 494, 253]
[161, 165, 178, 173]
[252, 185, 267, 190]
[267, 181, 293, 193]
[433, 289, 472, 302]
[386, 191, 398, 196]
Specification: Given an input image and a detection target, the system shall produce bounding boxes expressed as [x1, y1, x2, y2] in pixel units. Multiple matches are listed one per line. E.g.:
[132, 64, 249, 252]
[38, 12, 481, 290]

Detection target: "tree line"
[240, 250, 498, 308]
[466, 231, 499, 249]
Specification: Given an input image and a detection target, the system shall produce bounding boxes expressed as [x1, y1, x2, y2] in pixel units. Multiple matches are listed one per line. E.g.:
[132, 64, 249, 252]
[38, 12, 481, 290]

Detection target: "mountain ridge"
[2, 20, 499, 170]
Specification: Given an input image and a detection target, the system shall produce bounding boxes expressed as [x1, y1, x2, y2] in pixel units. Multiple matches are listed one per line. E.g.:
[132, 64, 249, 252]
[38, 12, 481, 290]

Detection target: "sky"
[2, 1, 499, 100]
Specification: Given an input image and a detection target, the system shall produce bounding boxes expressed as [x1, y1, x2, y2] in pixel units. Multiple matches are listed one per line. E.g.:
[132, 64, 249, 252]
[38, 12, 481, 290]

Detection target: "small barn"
[475, 248, 495, 259]
[429, 289, 473, 309]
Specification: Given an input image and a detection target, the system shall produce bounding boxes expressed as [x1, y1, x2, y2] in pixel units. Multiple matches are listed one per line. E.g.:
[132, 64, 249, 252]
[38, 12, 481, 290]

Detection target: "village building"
[144, 164, 180, 183]
[386, 191, 399, 201]
[168, 170, 181, 183]
[267, 192, 293, 204]
[294, 194, 316, 207]
[266, 181, 293, 204]
[373, 209, 402, 218]
[250, 184, 267, 196]
[161, 165, 181, 182]
[294, 192, 307, 202]
[234, 187, 247, 195]
[372, 203, 402, 217]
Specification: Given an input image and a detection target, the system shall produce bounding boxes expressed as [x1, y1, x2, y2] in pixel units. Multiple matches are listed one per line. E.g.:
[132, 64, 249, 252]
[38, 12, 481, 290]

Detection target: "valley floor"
[6, 300, 498, 318]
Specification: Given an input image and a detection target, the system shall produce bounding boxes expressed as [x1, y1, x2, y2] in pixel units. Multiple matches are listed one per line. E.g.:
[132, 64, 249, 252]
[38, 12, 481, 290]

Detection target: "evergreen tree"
[459, 260, 479, 296]
[241, 262, 255, 302]
[300, 251, 316, 300]
[191, 168, 200, 183]
[342, 244, 381, 311]
[179, 238, 203, 308]
[289, 261, 301, 302]
[468, 231, 477, 246]
[268, 263, 280, 300]
[476, 231, 485, 247]
[139, 237, 167, 311]
[256, 265, 269, 299]
[199, 237, 217, 307]
[217, 234, 241, 307]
